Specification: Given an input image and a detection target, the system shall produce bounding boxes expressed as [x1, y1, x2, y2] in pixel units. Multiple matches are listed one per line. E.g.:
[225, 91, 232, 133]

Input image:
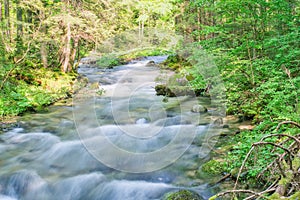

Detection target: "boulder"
[145, 60, 157, 67]
[155, 85, 176, 97]
[191, 105, 208, 113]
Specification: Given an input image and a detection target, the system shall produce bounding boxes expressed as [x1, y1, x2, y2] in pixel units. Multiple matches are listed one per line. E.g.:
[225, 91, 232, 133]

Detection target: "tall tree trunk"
[4, 0, 10, 41]
[71, 36, 79, 69]
[40, 25, 48, 68]
[16, 2, 22, 37]
[141, 20, 144, 42]
[197, 7, 201, 42]
[41, 42, 48, 68]
[138, 20, 141, 42]
[27, 10, 32, 24]
[212, 0, 216, 38]
[0, 1, 3, 22]
[61, 22, 71, 72]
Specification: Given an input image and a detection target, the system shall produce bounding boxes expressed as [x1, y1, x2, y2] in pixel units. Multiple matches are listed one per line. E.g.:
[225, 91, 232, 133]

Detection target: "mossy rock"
[269, 192, 300, 199]
[155, 84, 196, 97]
[161, 54, 192, 71]
[89, 82, 100, 89]
[163, 190, 203, 200]
[155, 84, 176, 97]
[146, 60, 157, 67]
[289, 192, 300, 200]
[200, 160, 224, 176]
[191, 105, 208, 113]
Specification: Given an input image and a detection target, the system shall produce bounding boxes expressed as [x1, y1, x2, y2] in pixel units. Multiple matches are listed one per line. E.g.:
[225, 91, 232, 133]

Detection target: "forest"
[0, 0, 299, 199]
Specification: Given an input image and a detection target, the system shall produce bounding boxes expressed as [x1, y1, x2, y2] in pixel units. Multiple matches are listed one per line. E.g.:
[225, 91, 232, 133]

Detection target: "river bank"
[152, 53, 300, 199]
[0, 69, 88, 132]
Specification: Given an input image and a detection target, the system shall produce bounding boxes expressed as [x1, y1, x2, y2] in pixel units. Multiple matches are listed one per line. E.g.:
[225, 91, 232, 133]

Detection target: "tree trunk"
[61, 22, 71, 72]
[27, 10, 32, 24]
[141, 20, 144, 40]
[41, 42, 48, 68]
[16, 2, 23, 37]
[40, 25, 48, 68]
[4, 0, 10, 41]
[197, 7, 201, 42]
[71, 36, 79, 68]
[0, 1, 2, 22]
[138, 20, 141, 42]
[212, 0, 216, 38]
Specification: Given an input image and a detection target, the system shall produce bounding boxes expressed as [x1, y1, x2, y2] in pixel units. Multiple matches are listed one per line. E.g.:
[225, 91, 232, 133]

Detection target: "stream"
[0, 56, 227, 200]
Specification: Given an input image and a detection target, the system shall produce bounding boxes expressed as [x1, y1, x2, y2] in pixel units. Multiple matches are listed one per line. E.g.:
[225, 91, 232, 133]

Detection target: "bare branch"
[276, 121, 300, 131]
[244, 188, 276, 200]
[234, 146, 255, 190]
[213, 189, 275, 200]
[253, 142, 294, 157]
[261, 134, 300, 147]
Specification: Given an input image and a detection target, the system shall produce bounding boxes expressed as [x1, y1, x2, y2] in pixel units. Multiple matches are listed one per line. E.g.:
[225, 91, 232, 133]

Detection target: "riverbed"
[0, 56, 230, 200]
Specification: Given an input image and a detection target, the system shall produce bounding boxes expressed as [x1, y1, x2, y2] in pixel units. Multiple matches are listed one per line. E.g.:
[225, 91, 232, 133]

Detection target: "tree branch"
[234, 146, 255, 189]
[212, 189, 274, 200]
[276, 121, 300, 131]
[261, 134, 300, 147]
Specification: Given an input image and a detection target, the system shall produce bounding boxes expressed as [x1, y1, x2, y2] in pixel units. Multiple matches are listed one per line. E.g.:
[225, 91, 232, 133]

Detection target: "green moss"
[292, 155, 300, 170]
[201, 160, 224, 175]
[163, 190, 202, 200]
[90, 82, 100, 89]
[97, 55, 124, 68]
[289, 192, 300, 200]
[120, 48, 171, 61]
[278, 170, 293, 186]
[160, 54, 191, 71]
[208, 195, 217, 200]
[0, 68, 84, 119]
[269, 193, 281, 199]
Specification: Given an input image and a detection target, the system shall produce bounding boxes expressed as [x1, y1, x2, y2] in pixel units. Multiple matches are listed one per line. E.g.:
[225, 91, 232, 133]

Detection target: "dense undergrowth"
[159, 37, 299, 198]
[163, 48, 300, 198]
[0, 66, 86, 120]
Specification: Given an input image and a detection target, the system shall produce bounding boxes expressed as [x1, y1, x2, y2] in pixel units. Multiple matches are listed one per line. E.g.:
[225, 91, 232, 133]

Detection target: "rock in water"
[155, 85, 176, 97]
[136, 118, 147, 124]
[191, 105, 207, 113]
[145, 61, 157, 67]
[163, 190, 203, 200]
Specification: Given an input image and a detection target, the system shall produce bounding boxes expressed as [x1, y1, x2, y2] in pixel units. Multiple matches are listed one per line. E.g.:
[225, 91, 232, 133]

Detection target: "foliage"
[0, 67, 80, 118]
[201, 160, 224, 176]
[97, 48, 173, 69]
[0, 0, 299, 198]
[169, 0, 300, 198]
[174, 0, 299, 120]
[163, 190, 202, 200]
[0, 0, 177, 119]
[160, 54, 191, 71]
[120, 48, 172, 61]
[97, 55, 125, 69]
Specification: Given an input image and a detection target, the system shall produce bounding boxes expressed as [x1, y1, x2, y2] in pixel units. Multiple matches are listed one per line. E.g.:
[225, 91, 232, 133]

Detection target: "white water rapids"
[0, 56, 224, 200]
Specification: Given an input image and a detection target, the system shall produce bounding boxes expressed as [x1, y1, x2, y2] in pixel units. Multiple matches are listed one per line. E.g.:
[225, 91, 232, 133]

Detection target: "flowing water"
[0, 56, 226, 200]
